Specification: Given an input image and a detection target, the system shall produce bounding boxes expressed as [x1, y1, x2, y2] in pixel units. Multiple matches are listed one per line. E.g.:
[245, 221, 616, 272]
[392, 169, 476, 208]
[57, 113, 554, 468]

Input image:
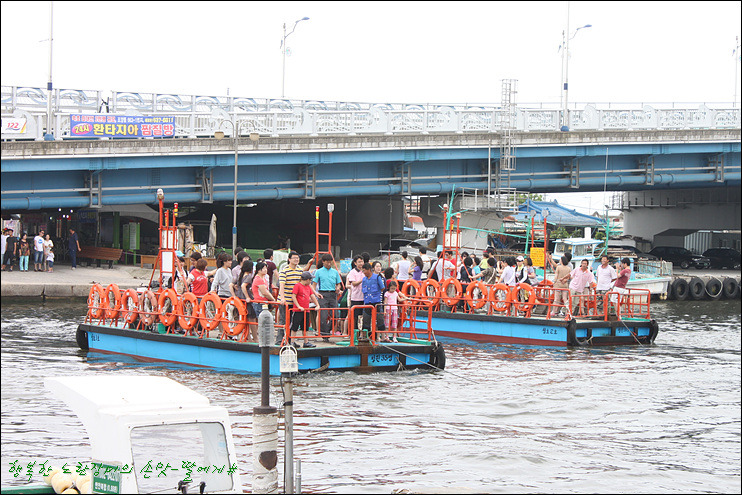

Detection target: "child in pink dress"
[383, 280, 407, 342]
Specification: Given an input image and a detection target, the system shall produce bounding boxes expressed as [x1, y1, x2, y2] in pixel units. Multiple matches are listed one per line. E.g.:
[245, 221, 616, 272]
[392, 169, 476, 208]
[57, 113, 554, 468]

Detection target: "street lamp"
[281, 16, 310, 99]
[215, 123, 260, 256]
[215, 118, 240, 256]
[559, 11, 592, 131]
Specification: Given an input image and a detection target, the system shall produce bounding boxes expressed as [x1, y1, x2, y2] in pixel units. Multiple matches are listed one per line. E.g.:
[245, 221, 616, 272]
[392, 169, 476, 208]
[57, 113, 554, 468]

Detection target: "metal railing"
[3, 85, 740, 141]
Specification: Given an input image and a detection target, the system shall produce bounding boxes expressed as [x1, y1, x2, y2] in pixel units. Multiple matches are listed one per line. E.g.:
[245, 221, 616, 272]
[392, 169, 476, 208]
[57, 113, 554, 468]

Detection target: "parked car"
[702, 247, 741, 270]
[618, 245, 659, 260]
[648, 246, 711, 269]
[380, 238, 430, 256]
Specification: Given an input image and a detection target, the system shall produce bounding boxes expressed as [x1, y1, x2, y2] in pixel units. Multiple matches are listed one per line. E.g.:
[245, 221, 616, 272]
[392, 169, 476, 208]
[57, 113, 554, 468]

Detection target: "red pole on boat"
[157, 189, 164, 289]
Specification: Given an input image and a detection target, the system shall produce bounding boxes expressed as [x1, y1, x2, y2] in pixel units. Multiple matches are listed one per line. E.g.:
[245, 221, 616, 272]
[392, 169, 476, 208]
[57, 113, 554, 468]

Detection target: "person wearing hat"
[290, 271, 319, 348]
[1, 228, 17, 271]
[514, 255, 529, 285]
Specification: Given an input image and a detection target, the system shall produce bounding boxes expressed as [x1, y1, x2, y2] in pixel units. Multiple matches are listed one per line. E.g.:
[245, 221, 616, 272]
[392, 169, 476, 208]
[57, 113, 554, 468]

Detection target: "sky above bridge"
[1, 1, 740, 106]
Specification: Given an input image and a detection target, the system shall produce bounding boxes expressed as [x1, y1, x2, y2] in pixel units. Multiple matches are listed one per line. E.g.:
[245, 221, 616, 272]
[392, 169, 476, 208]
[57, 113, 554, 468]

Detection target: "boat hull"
[423, 312, 658, 346]
[77, 323, 442, 374]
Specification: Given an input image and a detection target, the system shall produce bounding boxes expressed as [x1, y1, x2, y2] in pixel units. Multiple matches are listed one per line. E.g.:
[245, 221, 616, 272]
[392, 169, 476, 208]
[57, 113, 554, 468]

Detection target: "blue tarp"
[512, 200, 605, 227]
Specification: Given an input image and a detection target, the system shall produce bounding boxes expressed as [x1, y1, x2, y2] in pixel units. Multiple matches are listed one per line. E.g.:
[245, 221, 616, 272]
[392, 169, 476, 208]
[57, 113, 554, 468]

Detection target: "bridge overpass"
[1, 85, 740, 254]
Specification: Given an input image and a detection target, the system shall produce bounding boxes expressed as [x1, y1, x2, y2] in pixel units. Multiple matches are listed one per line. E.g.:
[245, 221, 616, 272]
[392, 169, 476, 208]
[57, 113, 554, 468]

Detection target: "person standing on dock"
[569, 259, 595, 316]
[595, 255, 617, 313]
[314, 253, 343, 342]
[68, 228, 81, 270]
[1, 228, 17, 271]
[43, 234, 54, 272]
[33, 230, 45, 272]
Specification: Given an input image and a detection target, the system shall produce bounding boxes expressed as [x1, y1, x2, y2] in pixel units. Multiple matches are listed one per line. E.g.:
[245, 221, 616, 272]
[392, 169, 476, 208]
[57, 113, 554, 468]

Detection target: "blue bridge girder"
[1, 130, 740, 211]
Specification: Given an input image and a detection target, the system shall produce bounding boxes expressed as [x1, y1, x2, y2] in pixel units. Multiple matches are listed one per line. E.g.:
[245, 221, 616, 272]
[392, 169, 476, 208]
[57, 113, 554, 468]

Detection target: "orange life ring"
[401, 279, 421, 298]
[121, 289, 139, 324]
[199, 293, 223, 332]
[419, 279, 441, 307]
[488, 283, 511, 312]
[535, 280, 555, 304]
[139, 289, 158, 326]
[105, 284, 122, 320]
[465, 280, 488, 310]
[440, 277, 462, 307]
[158, 289, 179, 327]
[178, 292, 200, 331]
[511, 283, 537, 314]
[88, 284, 107, 319]
[221, 297, 247, 336]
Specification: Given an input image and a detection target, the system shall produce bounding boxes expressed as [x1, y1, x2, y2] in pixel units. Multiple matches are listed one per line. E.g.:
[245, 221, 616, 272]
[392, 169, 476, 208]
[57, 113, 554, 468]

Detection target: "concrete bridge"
[2, 85, 740, 255]
[1, 128, 739, 210]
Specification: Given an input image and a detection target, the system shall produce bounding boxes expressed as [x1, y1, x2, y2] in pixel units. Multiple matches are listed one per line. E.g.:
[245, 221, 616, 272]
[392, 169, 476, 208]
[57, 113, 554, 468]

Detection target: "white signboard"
[2, 118, 27, 134]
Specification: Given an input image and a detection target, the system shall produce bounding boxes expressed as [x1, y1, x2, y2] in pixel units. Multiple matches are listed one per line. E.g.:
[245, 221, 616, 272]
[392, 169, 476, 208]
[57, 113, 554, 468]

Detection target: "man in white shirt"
[434, 250, 456, 280]
[498, 256, 517, 287]
[394, 250, 411, 281]
[33, 230, 45, 272]
[595, 255, 616, 313]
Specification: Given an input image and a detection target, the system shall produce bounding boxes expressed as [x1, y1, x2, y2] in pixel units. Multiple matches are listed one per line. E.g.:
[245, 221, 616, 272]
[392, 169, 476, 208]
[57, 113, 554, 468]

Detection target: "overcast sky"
[2, 1, 740, 212]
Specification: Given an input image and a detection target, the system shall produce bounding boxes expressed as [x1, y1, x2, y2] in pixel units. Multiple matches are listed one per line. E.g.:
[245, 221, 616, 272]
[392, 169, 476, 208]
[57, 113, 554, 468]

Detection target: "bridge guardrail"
[2, 85, 740, 141]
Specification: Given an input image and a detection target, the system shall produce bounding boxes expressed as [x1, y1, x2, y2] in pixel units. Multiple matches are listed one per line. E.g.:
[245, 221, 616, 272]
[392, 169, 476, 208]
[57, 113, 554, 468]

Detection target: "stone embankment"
[1, 264, 153, 298]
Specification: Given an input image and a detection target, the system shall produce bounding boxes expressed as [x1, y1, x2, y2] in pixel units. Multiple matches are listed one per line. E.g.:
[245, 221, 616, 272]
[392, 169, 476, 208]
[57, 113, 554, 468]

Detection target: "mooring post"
[280, 345, 299, 494]
[253, 310, 278, 494]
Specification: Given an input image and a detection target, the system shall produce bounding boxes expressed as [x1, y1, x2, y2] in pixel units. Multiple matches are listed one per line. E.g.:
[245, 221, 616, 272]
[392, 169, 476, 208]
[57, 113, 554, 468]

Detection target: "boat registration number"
[369, 353, 398, 365]
[91, 333, 101, 341]
[542, 328, 558, 335]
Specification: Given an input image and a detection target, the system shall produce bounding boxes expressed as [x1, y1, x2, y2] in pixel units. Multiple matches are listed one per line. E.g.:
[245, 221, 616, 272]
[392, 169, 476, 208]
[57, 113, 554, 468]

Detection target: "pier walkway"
[1, 263, 152, 298]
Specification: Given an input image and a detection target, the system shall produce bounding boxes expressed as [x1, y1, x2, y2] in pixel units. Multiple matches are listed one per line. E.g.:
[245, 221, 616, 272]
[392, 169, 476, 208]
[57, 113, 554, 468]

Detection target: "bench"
[78, 246, 123, 269]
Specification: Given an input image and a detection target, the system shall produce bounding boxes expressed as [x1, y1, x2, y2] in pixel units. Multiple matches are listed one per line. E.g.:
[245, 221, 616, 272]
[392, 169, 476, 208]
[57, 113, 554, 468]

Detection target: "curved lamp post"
[281, 17, 310, 99]
[215, 121, 260, 255]
[560, 20, 592, 131]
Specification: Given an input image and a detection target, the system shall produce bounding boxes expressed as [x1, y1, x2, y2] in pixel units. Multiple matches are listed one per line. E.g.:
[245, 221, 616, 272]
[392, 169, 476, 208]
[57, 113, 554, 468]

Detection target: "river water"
[1, 297, 740, 493]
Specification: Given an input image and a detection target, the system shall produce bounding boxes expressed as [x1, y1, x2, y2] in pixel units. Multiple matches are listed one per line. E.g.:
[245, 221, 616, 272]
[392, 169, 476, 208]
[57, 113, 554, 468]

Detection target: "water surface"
[2, 298, 740, 493]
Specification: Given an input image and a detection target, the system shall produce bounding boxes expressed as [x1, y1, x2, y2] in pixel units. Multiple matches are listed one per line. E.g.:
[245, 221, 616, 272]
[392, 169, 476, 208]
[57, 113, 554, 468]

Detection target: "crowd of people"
[1, 228, 81, 273]
[160, 243, 633, 345]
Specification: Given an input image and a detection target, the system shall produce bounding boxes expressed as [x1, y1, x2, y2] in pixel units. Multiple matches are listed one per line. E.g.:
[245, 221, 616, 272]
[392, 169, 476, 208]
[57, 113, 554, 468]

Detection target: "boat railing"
[84, 284, 437, 347]
[396, 277, 651, 322]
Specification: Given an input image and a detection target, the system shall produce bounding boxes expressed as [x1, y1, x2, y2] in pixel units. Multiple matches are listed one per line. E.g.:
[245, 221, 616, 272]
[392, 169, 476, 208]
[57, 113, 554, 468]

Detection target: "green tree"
[550, 226, 570, 239]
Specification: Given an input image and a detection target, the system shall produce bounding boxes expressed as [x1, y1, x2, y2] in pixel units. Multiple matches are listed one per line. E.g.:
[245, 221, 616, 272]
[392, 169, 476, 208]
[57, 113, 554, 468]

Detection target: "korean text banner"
[70, 114, 176, 138]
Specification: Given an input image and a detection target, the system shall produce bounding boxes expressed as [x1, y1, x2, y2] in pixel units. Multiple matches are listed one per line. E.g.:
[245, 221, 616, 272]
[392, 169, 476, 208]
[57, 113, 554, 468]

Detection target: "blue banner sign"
[70, 114, 176, 138]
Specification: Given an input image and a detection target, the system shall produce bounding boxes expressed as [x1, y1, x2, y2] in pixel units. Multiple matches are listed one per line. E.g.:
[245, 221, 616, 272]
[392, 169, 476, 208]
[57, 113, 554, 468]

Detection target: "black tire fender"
[76, 326, 89, 351]
[566, 319, 586, 346]
[429, 342, 446, 370]
[672, 278, 690, 301]
[648, 319, 659, 344]
[705, 278, 723, 300]
[722, 278, 740, 299]
[688, 277, 705, 300]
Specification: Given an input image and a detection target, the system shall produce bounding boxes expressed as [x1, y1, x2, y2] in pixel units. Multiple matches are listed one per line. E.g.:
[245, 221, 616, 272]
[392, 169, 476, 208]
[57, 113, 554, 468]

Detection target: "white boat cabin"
[45, 376, 242, 494]
[551, 238, 603, 266]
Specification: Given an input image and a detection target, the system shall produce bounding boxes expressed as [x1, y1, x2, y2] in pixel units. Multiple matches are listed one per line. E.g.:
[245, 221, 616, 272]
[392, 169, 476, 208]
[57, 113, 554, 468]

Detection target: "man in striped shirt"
[276, 251, 303, 345]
